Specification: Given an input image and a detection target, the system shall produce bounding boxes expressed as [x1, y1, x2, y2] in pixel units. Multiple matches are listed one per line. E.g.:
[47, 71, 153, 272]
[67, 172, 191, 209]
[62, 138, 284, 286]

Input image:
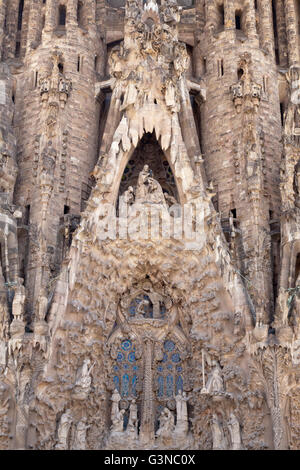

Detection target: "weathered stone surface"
[0, 0, 300, 451]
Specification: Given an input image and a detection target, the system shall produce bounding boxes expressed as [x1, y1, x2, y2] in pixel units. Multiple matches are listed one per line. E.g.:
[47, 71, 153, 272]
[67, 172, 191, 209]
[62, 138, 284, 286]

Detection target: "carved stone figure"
[110, 389, 124, 433]
[123, 186, 135, 205]
[73, 359, 94, 399]
[135, 299, 150, 318]
[135, 165, 167, 206]
[12, 279, 26, 321]
[206, 362, 224, 394]
[227, 413, 242, 450]
[211, 414, 227, 450]
[36, 291, 48, 321]
[72, 418, 89, 450]
[156, 407, 174, 440]
[56, 409, 72, 450]
[175, 390, 189, 436]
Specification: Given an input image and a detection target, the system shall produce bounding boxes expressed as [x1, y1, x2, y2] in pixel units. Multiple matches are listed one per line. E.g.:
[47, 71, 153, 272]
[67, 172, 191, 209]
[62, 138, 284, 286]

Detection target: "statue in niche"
[163, 192, 177, 207]
[135, 298, 151, 319]
[73, 358, 94, 399]
[246, 143, 259, 179]
[123, 186, 135, 206]
[56, 409, 72, 450]
[156, 407, 174, 440]
[126, 398, 138, 437]
[129, 292, 166, 319]
[135, 165, 168, 207]
[227, 412, 242, 450]
[110, 389, 125, 433]
[211, 414, 227, 450]
[36, 290, 48, 322]
[12, 279, 26, 322]
[72, 417, 90, 450]
[175, 390, 189, 436]
[205, 361, 224, 394]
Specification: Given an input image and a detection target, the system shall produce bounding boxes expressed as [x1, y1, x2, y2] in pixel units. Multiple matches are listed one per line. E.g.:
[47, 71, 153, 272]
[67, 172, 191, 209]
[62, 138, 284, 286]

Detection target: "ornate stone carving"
[56, 410, 72, 450]
[73, 359, 94, 400]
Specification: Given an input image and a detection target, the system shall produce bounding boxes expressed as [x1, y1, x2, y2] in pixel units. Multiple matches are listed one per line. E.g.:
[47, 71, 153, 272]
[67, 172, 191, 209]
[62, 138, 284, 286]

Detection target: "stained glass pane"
[132, 375, 137, 397]
[166, 375, 174, 397]
[176, 375, 183, 394]
[113, 376, 120, 391]
[164, 340, 175, 352]
[171, 353, 181, 363]
[158, 376, 164, 397]
[122, 340, 132, 351]
[121, 374, 130, 397]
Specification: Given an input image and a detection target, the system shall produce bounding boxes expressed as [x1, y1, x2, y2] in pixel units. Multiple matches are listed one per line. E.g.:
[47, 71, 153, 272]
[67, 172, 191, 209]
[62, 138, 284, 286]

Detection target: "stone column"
[26, 0, 42, 52]
[284, 0, 300, 66]
[140, 339, 155, 445]
[2, 0, 18, 60]
[245, 0, 257, 40]
[66, 0, 78, 26]
[275, 0, 288, 67]
[259, 0, 275, 57]
[44, 0, 57, 33]
[224, 0, 235, 30]
[0, 0, 7, 59]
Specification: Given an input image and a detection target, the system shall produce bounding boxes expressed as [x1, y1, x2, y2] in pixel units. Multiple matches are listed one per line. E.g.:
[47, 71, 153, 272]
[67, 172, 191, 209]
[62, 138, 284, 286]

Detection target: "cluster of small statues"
[211, 412, 242, 450]
[122, 165, 177, 208]
[109, 388, 190, 442]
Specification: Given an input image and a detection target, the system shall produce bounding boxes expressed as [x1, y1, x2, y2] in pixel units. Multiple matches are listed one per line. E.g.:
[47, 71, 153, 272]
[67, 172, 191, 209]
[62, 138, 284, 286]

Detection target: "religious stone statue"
[227, 412, 242, 450]
[110, 389, 125, 433]
[126, 398, 138, 439]
[12, 279, 26, 321]
[135, 165, 167, 206]
[36, 291, 48, 322]
[135, 298, 150, 319]
[211, 413, 227, 450]
[175, 390, 189, 436]
[246, 143, 259, 179]
[73, 359, 94, 400]
[56, 409, 72, 450]
[163, 192, 177, 207]
[72, 417, 90, 450]
[123, 186, 135, 205]
[156, 407, 174, 440]
[206, 362, 224, 394]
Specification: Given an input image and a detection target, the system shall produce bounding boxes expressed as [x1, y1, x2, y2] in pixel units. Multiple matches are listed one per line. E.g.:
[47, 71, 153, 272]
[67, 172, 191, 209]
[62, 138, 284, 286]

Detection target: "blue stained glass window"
[171, 353, 181, 363]
[122, 340, 132, 351]
[113, 339, 137, 398]
[132, 375, 137, 397]
[113, 376, 120, 391]
[166, 375, 174, 397]
[122, 374, 130, 397]
[164, 340, 175, 352]
[176, 375, 183, 394]
[117, 352, 124, 362]
[158, 376, 164, 397]
[156, 340, 184, 399]
[128, 351, 136, 363]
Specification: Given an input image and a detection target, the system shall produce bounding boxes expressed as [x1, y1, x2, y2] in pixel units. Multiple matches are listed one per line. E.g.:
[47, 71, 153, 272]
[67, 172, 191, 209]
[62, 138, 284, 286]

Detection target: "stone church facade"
[0, 0, 300, 450]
